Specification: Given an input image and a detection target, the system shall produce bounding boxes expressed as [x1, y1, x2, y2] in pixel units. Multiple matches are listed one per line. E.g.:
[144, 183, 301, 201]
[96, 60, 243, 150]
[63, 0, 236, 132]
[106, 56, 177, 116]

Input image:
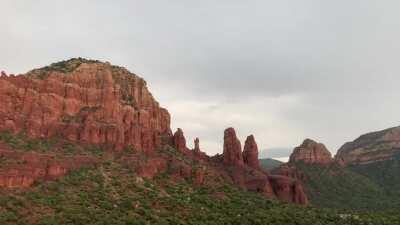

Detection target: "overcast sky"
[2, 1, 400, 157]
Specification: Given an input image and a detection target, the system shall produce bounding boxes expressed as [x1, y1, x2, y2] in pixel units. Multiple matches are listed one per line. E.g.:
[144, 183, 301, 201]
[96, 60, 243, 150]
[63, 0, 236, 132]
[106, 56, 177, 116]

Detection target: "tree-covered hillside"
[290, 160, 400, 211]
[1, 161, 399, 225]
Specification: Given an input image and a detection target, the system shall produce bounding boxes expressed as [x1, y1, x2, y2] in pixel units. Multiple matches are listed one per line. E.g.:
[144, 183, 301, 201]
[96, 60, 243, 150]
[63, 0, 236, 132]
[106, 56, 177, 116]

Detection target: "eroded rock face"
[243, 135, 260, 170]
[0, 59, 172, 154]
[194, 138, 200, 152]
[223, 128, 244, 167]
[268, 175, 309, 205]
[192, 138, 209, 162]
[136, 157, 168, 179]
[336, 126, 400, 165]
[218, 128, 308, 205]
[0, 148, 97, 188]
[271, 164, 306, 181]
[289, 139, 333, 165]
[173, 128, 188, 153]
[0, 59, 309, 205]
[193, 167, 206, 186]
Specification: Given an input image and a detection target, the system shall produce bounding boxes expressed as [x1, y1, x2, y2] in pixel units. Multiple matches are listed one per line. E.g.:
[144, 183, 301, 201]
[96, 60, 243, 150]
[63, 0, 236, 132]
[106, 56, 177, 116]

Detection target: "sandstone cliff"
[336, 126, 400, 165]
[0, 58, 308, 205]
[0, 58, 172, 154]
[289, 139, 333, 165]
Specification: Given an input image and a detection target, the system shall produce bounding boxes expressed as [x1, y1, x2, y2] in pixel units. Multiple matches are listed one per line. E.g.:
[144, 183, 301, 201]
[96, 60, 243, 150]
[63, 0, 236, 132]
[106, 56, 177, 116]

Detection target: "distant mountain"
[336, 126, 400, 165]
[259, 158, 283, 171]
[273, 130, 400, 210]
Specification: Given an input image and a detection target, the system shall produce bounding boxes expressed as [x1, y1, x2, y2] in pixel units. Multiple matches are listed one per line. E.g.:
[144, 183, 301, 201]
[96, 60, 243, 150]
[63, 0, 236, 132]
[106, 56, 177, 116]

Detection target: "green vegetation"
[259, 158, 283, 171]
[349, 154, 400, 208]
[0, 131, 56, 152]
[26, 58, 101, 79]
[0, 130, 105, 156]
[1, 131, 400, 224]
[294, 161, 400, 210]
[0, 161, 399, 225]
[23, 58, 143, 109]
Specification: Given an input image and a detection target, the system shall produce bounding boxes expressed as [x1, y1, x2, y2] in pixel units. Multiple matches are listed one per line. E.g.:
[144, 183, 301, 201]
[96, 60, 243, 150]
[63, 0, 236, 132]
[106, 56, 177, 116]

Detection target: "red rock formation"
[243, 135, 260, 170]
[136, 157, 167, 179]
[289, 139, 333, 165]
[0, 148, 97, 188]
[217, 128, 308, 205]
[0, 59, 309, 205]
[173, 128, 188, 153]
[193, 167, 206, 186]
[223, 128, 244, 167]
[272, 164, 306, 181]
[192, 138, 209, 162]
[336, 126, 400, 165]
[194, 138, 200, 152]
[268, 175, 309, 205]
[0, 59, 171, 154]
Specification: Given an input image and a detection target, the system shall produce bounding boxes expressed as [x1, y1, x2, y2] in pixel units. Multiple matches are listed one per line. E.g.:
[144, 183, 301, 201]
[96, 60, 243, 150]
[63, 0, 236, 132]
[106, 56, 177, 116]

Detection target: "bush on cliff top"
[26, 58, 101, 79]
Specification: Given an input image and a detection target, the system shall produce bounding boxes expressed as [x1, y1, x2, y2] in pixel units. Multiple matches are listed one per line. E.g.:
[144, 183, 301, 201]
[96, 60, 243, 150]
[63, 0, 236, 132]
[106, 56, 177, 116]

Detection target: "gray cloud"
[2, 0, 400, 157]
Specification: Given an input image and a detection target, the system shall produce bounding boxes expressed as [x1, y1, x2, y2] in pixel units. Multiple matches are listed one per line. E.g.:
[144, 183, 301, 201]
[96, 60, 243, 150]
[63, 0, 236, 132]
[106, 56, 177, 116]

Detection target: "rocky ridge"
[0, 58, 308, 205]
[336, 126, 400, 165]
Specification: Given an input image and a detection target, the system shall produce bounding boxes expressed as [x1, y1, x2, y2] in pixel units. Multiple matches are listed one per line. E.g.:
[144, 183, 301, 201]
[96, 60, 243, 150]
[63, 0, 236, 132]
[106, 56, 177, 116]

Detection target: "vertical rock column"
[243, 135, 260, 170]
[223, 128, 244, 167]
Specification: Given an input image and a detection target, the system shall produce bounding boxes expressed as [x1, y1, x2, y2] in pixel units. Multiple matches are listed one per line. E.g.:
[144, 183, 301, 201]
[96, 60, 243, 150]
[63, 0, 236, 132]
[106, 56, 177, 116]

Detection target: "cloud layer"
[2, 0, 400, 156]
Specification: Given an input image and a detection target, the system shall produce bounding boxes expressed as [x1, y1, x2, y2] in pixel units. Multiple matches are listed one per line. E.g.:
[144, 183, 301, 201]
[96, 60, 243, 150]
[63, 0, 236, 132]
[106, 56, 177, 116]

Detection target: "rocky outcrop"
[272, 164, 306, 181]
[173, 128, 188, 153]
[0, 59, 309, 205]
[243, 135, 260, 170]
[223, 128, 244, 167]
[0, 148, 97, 188]
[135, 157, 168, 179]
[192, 138, 209, 162]
[218, 128, 308, 205]
[268, 175, 308, 205]
[289, 139, 333, 165]
[194, 138, 200, 152]
[336, 126, 400, 165]
[0, 58, 171, 154]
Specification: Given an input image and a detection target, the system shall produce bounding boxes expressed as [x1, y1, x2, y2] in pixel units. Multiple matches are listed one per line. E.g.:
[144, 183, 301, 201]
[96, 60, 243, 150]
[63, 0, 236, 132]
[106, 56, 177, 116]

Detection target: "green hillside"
[259, 158, 283, 171]
[0, 131, 399, 224]
[349, 154, 400, 207]
[291, 160, 400, 211]
[0, 160, 399, 225]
